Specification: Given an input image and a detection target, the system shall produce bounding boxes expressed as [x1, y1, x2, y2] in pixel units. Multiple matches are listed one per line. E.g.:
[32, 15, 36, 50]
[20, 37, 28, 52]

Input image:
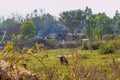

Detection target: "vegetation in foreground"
[1, 42, 120, 80]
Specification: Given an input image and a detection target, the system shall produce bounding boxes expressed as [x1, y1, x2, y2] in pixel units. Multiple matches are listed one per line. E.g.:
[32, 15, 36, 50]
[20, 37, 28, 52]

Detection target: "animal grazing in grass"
[57, 55, 69, 65]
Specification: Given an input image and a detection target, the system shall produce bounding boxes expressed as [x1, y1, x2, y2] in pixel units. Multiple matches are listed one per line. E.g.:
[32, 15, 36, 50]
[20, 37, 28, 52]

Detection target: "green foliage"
[92, 41, 103, 50]
[99, 42, 116, 54]
[118, 20, 120, 32]
[114, 10, 120, 33]
[2, 41, 14, 56]
[20, 20, 36, 39]
[34, 42, 44, 52]
[1, 48, 120, 79]
[91, 13, 113, 41]
[81, 41, 102, 50]
[0, 18, 17, 29]
[59, 9, 85, 34]
[11, 34, 22, 47]
[63, 74, 70, 80]
[0, 41, 19, 64]
[79, 34, 87, 39]
[81, 41, 90, 50]
[109, 39, 120, 50]
[85, 7, 92, 39]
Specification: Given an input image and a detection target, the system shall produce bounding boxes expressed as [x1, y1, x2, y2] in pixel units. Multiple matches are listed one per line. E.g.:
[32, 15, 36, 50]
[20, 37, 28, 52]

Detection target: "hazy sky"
[0, 0, 120, 18]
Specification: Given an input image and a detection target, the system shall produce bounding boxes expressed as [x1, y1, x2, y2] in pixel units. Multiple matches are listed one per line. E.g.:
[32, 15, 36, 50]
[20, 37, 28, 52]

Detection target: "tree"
[59, 9, 85, 34]
[31, 13, 57, 33]
[20, 20, 36, 39]
[114, 10, 120, 34]
[84, 7, 93, 53]
[118, 20, 120, 32]
[33, 9, 38, 17]
[84, 7, 92, 40]
[90, 13, 113, 40]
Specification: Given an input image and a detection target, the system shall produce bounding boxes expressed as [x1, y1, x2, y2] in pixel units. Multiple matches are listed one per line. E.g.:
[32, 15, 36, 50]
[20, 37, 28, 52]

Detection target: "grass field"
[1, 48, 120, 79]
[31, 49, 120, 67]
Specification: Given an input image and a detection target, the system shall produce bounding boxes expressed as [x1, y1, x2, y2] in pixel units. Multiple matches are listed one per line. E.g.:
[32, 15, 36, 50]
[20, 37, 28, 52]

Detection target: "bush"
[81, 41, 102, 50]
[81, 41, 89, 50]
[109, 39, 120, 50]
[99, 43, 116, 54]
[92, 41, 103, 50]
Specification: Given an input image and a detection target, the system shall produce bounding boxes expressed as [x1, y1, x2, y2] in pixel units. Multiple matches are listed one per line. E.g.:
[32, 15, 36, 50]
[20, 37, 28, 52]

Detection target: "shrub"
[99, 43, 116, 54]
[92, 41, 103, 50]
[81, 41, 89, 50]
[109, 39, 120, 50]
[81, 41, 103, 50]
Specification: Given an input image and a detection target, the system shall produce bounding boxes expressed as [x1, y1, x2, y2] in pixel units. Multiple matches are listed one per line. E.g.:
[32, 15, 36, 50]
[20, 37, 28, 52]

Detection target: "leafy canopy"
[20, 20, 36, 39]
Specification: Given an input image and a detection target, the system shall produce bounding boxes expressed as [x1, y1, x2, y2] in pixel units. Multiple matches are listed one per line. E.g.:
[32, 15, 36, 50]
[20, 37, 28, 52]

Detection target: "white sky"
[0, 0, 120, 18]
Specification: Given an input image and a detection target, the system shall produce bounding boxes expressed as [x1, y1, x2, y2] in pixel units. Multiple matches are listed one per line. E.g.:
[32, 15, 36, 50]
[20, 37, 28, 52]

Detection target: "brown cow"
[57, 55, 69, 65]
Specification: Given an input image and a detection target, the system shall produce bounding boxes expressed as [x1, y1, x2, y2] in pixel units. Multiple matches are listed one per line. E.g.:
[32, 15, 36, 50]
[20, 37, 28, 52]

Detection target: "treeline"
[0, 9, 58, 40]
[0, 7, 120, 40]
[59, 7, 120, 40]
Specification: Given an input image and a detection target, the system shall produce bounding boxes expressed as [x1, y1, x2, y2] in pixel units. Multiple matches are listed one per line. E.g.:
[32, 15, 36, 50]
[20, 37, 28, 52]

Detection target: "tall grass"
[1, 42, 120, 80]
